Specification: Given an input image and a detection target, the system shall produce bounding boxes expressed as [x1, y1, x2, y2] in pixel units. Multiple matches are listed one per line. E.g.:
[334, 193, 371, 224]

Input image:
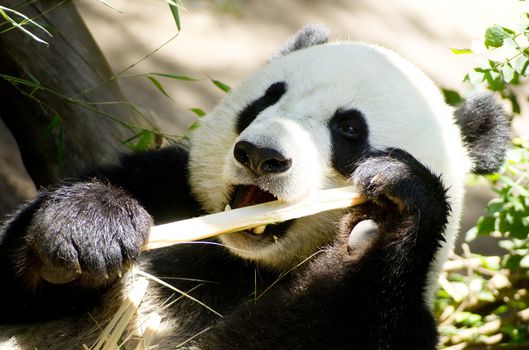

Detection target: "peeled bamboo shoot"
[145, 186, 364, 250]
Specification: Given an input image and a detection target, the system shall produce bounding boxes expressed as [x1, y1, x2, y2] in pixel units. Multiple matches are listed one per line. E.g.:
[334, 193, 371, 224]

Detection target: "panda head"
[188, 25, 508, 270]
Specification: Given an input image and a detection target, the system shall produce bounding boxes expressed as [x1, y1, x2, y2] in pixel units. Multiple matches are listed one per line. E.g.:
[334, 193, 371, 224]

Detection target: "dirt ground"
[1, 0, 528, 253]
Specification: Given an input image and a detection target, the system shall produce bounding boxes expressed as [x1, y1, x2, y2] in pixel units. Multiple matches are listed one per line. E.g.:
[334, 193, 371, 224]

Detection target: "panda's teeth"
[252, 225, 267, 235]
[224, 204, 232, 212]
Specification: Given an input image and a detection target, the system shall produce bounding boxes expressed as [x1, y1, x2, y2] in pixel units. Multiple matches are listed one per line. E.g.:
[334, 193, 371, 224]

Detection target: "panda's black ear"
[272, 23, 329, 59]
[454, 93, 510, 175]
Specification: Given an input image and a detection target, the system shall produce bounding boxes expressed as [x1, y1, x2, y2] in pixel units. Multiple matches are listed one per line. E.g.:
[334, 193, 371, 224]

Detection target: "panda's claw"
[40, 260, 82, 285]
[350, 149, 450, 240]
[352, 149, 428, 213]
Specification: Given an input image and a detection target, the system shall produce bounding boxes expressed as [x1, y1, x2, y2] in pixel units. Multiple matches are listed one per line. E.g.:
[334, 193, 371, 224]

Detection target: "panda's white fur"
[189, 41, 470, 299]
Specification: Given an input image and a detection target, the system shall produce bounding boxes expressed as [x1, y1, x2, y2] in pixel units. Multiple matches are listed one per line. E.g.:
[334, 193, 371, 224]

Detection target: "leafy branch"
[438, 14, 529, 350]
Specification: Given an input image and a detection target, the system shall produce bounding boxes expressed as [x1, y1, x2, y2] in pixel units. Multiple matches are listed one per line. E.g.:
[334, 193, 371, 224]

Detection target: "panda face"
[188, 42, 470, 270]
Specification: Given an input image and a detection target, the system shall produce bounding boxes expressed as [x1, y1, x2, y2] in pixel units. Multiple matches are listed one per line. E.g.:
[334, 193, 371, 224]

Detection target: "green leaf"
[502, 63, 515, 83]
[486, 198, 505, 215]
[511, 224, 529, 239]
[499, 240, 514, 251]
[503, 254, 522, 269]
[168, 2, 181, 31]
[501, 26, 516, 35]
[484, 69, 504, 91]
[22, 69, 41, 96]
[211, 79, 231, 93]
[94, 0, 123, 13]
[481, 256, 501, 270]
[38, 114, 62, 143]
[502, 176, 529, 196]
[454, 311, 483, 327]
[438, 325, 458, 337]
[123, 130, 155, 152]
[498, 211, 513, 233]
[520, 255, 529, 268]
[515, 55, 529, 75]
[477, 215, 496, 235]
[506, 90, 521, 114]
[465, 227, 478, 242]
[484, 25, 508, 48]
[450, 48, 473, 55]
[150, 73, 201, 81]
[441, 88, 464, 106]
[0, 5, 52, 45]
[190, 108, 206, 117]
[501, 324, 527, 343]
[508, 195, 524, 212]
[147, 75, 171, 99]
[467, 70, 485, 84]
[508, 211, 529, 239]
[188, 121, 200, 130]
[477, 290, 495, 303]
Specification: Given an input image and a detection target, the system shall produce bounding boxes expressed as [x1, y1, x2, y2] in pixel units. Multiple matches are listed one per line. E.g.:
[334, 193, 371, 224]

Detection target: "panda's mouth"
[230, 185, 277, 209]
[228, 185, 292, 237]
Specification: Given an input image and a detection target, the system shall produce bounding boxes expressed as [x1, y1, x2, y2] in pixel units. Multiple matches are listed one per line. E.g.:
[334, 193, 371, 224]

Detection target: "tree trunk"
[0, 0, 157, 189]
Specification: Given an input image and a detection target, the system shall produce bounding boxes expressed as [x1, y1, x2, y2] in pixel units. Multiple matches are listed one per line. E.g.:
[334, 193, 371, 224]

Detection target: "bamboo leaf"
[23, 69, 42, 96]
[94, 0, 123, 13]
[450, 48, 473, 55]
[168, 2, 181, 31]
[38, 114, 65, 165]
[190, 108, 206, 117]
[150, 73, 201, 81]
[211, 79, 231, 93]
[147, 75, 171, 99]
[0, 5, 51, 44]
[38, 114, 62, 143]
[188, 121, 200, 130]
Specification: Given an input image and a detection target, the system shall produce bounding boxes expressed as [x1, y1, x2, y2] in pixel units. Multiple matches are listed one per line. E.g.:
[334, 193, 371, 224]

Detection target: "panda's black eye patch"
[330, 109, 367, 141]
[329, 108, 370, 176]
[236, 81, 287, 134]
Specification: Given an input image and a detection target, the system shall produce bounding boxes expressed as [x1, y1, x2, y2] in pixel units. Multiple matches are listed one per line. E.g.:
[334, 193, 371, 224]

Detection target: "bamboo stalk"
[91, 278, 149, 350]
[145, 186, 364, 250]
[134, 312, 162, 350]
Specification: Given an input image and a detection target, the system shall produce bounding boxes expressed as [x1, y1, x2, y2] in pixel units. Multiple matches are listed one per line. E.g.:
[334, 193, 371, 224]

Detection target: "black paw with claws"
[22, 181, 152, 288]
[352, 149, 449, 220]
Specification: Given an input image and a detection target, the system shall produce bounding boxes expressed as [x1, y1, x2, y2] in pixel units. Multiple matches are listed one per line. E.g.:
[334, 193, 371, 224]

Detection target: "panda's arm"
[0, 145, 202, 322]
[87, 145, 203, 223]
[192, 149, 447, 350]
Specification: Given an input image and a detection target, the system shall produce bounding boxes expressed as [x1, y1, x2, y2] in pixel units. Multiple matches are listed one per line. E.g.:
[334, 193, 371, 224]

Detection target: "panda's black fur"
[0, 25, 509, 349]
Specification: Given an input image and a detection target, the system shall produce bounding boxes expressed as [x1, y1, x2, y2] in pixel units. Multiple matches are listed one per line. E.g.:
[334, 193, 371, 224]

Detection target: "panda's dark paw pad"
[26, 182, 152, 287]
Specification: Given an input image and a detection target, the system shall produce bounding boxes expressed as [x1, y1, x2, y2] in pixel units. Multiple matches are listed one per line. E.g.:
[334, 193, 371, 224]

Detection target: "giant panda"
[0, 24, 509, 349]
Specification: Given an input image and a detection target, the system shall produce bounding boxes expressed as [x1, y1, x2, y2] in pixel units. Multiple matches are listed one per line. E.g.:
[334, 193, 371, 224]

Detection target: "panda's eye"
[329, 108, 367, 142]
[337, 124, 359, 138]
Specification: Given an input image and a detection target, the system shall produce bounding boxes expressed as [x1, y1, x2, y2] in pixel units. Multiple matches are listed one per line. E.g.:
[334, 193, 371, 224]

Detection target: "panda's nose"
[234, 141, 292, 176]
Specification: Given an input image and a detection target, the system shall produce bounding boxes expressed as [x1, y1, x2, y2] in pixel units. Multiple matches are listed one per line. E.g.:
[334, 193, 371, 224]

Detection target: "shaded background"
[1, 0, 527, 253]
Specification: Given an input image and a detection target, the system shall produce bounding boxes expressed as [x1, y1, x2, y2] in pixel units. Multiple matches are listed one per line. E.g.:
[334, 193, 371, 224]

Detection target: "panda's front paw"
[24, 181, 152, 288]
[352, 148, 447, 216]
